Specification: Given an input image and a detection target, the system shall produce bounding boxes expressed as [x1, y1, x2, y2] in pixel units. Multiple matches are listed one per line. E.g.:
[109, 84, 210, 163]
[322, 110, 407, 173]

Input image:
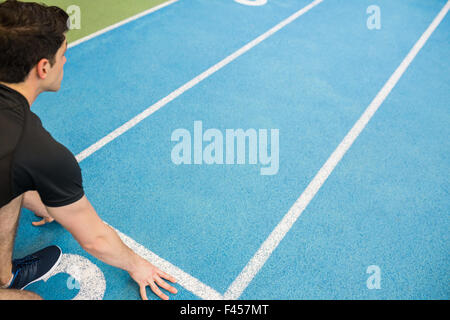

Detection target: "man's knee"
[0, 195, 23, 219]
[0, 195, 22, 230]
[0, 288, 43, 300]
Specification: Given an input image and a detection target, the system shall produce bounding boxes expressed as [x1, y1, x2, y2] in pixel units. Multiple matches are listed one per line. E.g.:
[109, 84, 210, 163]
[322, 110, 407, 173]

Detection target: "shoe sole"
[19, 245, 63, 291]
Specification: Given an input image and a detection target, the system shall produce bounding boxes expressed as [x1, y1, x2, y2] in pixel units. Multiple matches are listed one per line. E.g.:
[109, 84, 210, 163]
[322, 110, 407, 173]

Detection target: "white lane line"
[110, 224, 224, 300]
[223, 0, 450, 300]
[68, 0, 219, 299]
[75, 0, 324, 162]
[73, 0, 324, 299]
[68, 0, 179, 49]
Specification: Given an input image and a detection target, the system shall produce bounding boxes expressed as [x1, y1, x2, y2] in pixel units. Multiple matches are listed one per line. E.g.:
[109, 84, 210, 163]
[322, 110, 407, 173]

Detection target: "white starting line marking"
[223, 0, 450, 300]
[43, 254, 106, 300]
[111, 225, 224, 300]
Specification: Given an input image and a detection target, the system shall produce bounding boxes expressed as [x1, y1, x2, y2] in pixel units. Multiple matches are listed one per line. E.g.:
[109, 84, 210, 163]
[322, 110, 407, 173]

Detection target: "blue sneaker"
[8, 245, 62, 290]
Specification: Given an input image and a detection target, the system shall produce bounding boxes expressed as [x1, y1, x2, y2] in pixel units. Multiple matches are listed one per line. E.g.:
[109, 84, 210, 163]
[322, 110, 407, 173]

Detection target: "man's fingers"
[31, 214, 54, 227]
[158, 270, 177, 283]
[140, 285, 148, 300]
[155, 276, 178, 294]
[149, 281, 168, 300]
[32, 218, 49, 226]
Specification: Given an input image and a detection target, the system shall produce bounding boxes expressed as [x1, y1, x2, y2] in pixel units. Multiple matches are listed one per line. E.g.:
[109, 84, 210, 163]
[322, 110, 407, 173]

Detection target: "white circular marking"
[234, 0, 268, 6]
[43, 254, 106, 300]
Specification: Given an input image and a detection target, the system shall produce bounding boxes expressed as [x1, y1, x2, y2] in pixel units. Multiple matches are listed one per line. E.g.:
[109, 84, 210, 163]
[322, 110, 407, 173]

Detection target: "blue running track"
[13, 0, 449, 300]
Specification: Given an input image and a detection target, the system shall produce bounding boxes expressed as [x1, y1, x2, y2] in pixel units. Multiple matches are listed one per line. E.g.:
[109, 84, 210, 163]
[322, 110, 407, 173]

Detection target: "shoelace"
[13, 255, 39, 267]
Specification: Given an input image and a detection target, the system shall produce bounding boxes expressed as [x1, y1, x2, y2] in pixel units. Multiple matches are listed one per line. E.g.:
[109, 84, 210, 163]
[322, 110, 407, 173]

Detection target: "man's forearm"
[81, 222, 141, 274]
[26, 194, 140, 274]
[45, 196, 177, 300]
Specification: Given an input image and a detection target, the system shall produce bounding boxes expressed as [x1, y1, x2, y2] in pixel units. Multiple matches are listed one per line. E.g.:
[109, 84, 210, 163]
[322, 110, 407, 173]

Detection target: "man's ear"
[36, 58, 51, 80]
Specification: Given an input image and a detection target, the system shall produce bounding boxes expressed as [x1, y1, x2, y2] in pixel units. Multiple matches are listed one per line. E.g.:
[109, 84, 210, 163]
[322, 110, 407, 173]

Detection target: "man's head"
[0, 0, 69, 92]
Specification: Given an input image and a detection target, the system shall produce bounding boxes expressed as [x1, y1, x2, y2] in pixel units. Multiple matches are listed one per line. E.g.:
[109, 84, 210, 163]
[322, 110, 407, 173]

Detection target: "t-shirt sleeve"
[30, 144, 85, 207]
[13, 140, 85, 208]
[11, 112, 85, 207]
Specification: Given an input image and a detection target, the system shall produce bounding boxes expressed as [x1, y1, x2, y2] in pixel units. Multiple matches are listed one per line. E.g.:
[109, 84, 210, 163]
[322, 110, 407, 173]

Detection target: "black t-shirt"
[0, 83, 84, 208]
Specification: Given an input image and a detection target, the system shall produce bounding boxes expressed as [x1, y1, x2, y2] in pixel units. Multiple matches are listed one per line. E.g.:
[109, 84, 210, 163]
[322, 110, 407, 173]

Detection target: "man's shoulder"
[9, 108, 78, 176]
[0, 84, 28, 124]
[21, 110, 60, 149]
[0, 103, 26, 125]
[0, 103, 25, 159]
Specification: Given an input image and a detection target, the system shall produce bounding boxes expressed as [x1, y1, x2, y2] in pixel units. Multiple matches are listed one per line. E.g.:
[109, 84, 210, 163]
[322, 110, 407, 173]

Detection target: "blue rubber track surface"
[13, 0, 449, 300]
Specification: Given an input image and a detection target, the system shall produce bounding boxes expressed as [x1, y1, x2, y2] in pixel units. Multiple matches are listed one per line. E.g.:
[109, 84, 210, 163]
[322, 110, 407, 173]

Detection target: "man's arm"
[45, 195, 177, 300]
[22, 191, 54, 226]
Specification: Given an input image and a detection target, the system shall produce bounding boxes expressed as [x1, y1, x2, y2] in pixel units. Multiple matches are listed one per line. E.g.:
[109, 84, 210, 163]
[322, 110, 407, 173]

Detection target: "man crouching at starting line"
[0, 0, 177, 300]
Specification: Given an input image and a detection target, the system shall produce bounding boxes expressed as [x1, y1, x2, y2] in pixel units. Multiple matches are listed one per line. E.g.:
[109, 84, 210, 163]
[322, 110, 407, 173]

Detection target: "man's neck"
[0, 81, 40, 107]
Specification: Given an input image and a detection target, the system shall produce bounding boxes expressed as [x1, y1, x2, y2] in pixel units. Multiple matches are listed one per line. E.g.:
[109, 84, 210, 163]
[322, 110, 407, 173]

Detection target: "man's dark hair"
[0, 0, 69, 83]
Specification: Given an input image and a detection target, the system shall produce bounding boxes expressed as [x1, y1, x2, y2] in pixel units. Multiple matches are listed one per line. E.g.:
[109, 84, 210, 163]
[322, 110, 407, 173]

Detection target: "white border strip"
[75, 0, 324, 162]
[110, 225, 224, 300]
[68, 0, 179, 49]
[223, 0, 450, 300]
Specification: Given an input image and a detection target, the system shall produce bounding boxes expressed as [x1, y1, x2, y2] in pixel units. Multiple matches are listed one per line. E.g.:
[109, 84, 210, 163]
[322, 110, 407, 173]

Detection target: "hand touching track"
[128, 258, 178, 300]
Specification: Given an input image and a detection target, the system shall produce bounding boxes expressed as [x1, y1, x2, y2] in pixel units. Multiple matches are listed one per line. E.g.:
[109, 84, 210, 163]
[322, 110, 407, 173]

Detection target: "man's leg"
[0, 195, 22, 288]
[0, 288, 42, 300]
[0, 195, 42, 299]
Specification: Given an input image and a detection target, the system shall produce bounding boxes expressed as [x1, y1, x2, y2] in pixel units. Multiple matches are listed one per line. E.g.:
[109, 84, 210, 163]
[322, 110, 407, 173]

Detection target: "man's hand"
[32, 213, 54, 226]
[129, 258, 178, 300]
[22, 191, 54, 226]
